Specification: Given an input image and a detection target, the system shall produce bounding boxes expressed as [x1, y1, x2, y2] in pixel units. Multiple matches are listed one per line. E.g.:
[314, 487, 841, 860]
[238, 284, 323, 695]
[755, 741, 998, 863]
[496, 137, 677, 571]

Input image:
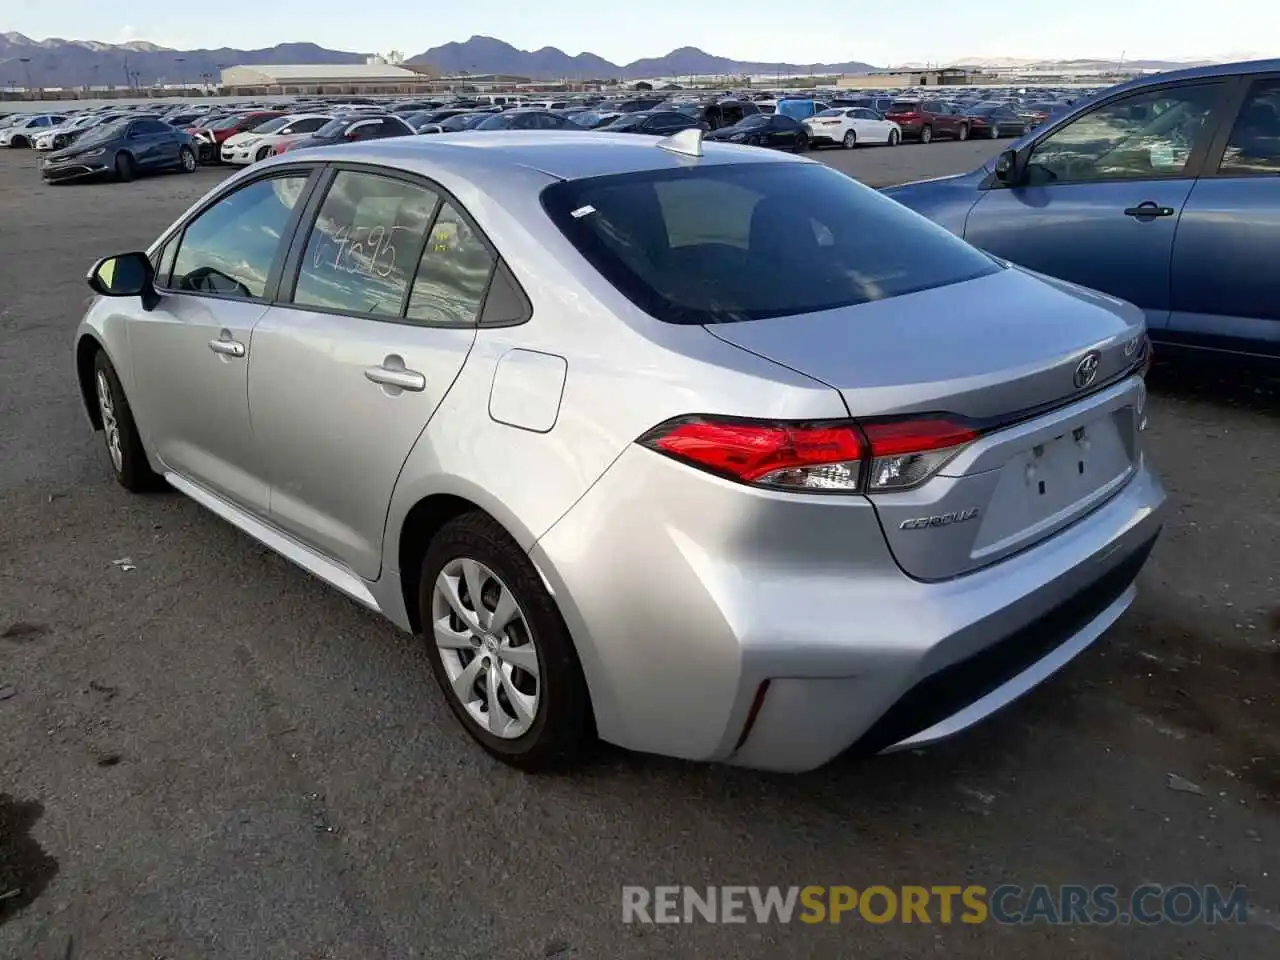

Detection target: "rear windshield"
[541, 162, 1001, 325]
[889, 101, 920, 111]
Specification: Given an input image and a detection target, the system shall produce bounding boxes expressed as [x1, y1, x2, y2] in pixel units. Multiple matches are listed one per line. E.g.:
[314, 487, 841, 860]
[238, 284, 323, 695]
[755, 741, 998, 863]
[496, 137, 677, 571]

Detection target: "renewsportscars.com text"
[621, 884, 1249, 926]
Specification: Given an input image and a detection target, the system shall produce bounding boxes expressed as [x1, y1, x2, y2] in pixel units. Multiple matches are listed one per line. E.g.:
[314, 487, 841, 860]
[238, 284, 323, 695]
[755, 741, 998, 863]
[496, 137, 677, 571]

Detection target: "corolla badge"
[1073, 351, 1101, 390]
[899, 508, 980, 531]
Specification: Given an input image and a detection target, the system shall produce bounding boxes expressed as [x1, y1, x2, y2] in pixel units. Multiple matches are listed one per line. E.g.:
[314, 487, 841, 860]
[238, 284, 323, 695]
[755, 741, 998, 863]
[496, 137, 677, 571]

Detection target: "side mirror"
[87, 252, 159, 310]
[994, 148, 1021, 185]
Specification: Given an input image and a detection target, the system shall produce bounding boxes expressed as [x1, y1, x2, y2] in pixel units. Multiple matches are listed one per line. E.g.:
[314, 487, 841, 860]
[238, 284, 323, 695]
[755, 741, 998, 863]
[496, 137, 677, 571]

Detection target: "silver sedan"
[73, 130, 1166, 772]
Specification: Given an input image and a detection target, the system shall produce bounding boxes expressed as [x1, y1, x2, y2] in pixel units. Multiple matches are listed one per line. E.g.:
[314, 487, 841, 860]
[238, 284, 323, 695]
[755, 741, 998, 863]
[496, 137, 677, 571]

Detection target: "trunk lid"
[705, 266, 1148, 579]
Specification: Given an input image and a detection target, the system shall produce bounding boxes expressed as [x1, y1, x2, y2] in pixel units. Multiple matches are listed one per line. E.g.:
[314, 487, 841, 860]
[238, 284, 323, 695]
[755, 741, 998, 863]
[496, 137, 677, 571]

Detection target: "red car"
[882, 99, 970, 144]
[187, 111, 286, 163]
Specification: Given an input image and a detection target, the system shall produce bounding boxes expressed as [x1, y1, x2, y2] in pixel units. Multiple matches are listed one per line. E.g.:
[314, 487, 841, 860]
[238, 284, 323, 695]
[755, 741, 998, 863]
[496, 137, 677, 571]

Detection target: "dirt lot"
[1, 140, 1278, 959]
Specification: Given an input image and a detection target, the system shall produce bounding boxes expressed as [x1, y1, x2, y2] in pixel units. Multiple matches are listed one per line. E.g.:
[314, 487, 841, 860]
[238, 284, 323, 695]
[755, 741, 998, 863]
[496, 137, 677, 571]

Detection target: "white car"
[0, 114, 68, 148]
[34, 114, 107, 151]
[803, 107, 902, 149]
[220, 113, 334, 165]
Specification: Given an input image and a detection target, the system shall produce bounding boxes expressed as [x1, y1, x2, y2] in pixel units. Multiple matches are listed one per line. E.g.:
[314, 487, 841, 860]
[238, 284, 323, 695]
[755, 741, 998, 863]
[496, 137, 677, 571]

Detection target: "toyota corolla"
[73, 130, 1165, 772]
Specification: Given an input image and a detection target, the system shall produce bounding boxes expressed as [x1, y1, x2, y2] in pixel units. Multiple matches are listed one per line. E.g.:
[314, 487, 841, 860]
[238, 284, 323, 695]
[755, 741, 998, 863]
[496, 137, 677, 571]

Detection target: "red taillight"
[640, 416, 865, 492]
[861, 417, 977, 490]
[639, 414, 980, 493]
[861, 418, 978, 457]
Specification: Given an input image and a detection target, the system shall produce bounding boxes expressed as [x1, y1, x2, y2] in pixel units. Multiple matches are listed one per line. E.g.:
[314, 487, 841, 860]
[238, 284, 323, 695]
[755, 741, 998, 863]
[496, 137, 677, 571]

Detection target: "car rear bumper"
[532, 444, 1166, 771]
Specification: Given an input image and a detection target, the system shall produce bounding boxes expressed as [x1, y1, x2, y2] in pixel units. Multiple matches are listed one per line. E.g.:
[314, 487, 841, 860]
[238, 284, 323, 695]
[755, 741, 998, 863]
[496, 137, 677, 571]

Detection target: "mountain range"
[0, 31, 876, 87]
[0, 31, 1260, 89]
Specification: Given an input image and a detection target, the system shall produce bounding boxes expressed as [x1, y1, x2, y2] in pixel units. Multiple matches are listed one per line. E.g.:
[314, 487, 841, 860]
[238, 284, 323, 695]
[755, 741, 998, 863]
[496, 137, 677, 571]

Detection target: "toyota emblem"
[1073, 351, 1101, 390]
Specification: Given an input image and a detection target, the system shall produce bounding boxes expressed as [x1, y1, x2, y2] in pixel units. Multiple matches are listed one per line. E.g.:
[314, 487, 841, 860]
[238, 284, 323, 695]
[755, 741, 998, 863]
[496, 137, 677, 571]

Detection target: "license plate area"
[970, 411, 1134, 560]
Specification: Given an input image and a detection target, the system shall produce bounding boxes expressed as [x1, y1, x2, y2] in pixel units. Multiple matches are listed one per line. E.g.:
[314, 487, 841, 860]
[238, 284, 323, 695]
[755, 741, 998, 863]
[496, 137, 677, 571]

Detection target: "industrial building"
[219, 61, 441, 96]
[837, 67, 994, 89]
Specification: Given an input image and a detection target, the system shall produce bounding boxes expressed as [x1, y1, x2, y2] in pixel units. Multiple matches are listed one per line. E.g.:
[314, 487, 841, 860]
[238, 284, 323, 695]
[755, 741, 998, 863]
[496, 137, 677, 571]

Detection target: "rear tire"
[843, 130, 857, 149]
[920, 125, 933, 144]
[957, 124, 969, 141]
[888, 128, 900, 146]
[794, 132, 809, 153]
[91, 350, 165, 493]
[114, 152, 134, 183]
[989, 123, 1000, 139]
[418, 512, 594, 771]
[255, 145, 271, 163]
[178, 146, 196, 172]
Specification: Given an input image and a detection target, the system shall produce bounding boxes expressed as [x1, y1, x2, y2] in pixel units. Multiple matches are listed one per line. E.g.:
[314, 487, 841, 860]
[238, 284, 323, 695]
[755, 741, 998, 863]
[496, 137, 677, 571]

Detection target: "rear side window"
[171, 175, 309, 299]
[542, 163, 1001, 325]
[1218, 78, 1280, 176]
[291, 171, 439, 317]
[406, 203, 497, 326]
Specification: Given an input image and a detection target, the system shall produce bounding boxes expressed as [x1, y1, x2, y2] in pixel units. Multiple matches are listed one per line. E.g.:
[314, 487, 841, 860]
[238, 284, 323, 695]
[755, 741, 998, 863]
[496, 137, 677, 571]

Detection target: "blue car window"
[1026, 82, 1224, 184]
[1218, 79, 1280, 176]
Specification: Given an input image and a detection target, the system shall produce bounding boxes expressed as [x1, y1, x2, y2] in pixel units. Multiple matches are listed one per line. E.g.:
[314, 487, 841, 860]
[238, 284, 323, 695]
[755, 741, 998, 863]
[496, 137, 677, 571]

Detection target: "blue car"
[884, 60, 1280, 359]
[41, 116, 198, 184]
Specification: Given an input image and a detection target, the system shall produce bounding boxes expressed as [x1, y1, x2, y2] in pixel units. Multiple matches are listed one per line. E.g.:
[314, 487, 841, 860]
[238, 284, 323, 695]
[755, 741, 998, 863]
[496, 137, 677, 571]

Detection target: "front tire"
[419, 512, 594, 771]
[178, 146, 197, 172]
[255, 145, 271, 163]
[920, 125, 933, 144]
[957, 124, 969, 141]
[92, 351, 165, 493]
[842, 130, 857, 149]
[794, 132, 809, 153]
[114, 152, 134, 183]
[888, 128, 900, 146]
[989, 123, 1000, 139]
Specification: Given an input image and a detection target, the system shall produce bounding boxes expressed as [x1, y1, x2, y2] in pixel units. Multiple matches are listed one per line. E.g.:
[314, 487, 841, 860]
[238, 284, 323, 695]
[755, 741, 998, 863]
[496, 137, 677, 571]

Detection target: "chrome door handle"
[364, 365, 426, 392]
[208, 338, 246, 358]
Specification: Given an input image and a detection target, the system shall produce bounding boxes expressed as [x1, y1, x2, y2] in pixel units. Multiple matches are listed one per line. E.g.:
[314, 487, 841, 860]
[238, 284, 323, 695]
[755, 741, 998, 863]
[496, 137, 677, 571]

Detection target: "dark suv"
[883, 99, 970, 143]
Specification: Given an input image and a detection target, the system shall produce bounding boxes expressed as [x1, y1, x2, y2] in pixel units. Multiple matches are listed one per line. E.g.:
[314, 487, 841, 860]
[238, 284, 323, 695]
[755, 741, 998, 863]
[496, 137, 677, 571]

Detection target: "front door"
[249, 168, 496, 579]
[964, 80, 1229, 328]
[128, 171, 314, 511]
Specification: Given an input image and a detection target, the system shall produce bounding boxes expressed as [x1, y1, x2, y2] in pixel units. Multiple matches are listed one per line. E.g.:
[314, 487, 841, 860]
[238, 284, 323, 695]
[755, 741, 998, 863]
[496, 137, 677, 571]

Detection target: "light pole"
[18, 57, 33, 100]
[174, 57, 185, 93]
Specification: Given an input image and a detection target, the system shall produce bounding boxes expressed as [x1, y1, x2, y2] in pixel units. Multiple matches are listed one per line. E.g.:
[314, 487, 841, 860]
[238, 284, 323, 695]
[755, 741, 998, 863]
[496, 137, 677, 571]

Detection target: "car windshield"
[441, 114, 484, 131]
[205, 114, 251, 130]
[314, 117, 352, 137]
[250, 116, 291, 134]
[542, 162, 1001, 325]
[476, 113, 518, 130]
[75, 120, 130, 145]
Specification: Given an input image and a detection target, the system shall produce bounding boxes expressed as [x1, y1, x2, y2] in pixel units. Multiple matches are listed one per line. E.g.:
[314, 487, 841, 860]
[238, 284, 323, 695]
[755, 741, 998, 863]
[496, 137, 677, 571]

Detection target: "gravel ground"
[1, 140, 1277, 960]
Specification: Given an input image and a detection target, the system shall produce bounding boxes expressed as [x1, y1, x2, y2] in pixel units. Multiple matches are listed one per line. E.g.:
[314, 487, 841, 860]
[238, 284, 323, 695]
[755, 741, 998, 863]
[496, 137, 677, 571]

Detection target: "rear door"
[248, 165, 497, 579]
[1167, 74, 1280, 356]
[963, 79, 1232, 329]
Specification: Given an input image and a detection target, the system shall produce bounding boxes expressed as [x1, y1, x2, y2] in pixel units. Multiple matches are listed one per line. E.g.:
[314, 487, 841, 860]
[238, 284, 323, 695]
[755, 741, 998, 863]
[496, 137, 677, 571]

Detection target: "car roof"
[298, 130, 807, 182]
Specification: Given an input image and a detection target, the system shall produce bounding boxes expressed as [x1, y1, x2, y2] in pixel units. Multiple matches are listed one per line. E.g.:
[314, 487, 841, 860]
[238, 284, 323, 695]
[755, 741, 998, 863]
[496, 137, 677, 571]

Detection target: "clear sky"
[5, 0, 1275, 66]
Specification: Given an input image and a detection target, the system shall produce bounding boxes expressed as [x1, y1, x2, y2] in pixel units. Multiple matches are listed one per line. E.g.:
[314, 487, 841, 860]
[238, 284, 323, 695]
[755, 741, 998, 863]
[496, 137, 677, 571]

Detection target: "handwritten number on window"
[314, 223, 399, 279]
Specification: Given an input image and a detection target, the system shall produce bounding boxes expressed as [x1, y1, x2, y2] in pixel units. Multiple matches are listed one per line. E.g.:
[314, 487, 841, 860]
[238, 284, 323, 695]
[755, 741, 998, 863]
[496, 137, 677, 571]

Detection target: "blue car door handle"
[1124, 201, 1176, 219]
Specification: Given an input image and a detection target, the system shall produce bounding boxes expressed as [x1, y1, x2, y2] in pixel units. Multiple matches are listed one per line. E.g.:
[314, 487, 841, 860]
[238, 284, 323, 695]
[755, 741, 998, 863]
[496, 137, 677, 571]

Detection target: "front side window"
[406, 203, 497, 326]
[542, 162, 1001, 325]
[170, 175, 309, 299]
[1027, 82, 1224, 184]
[292, 171, 439, 317]
[1218, 78, 1280, 176]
